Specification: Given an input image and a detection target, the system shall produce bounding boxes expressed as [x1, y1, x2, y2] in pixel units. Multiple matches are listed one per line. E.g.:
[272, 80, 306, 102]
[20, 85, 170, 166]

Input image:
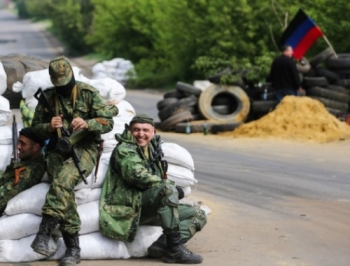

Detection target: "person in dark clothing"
[268, 45, 302, 103]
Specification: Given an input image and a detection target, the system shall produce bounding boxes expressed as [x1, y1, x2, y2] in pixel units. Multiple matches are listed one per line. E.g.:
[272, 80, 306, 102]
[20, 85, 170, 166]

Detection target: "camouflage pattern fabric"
[48, 56, 73, 86]
[20, 100, 34, 127]
[99, 125, 207, 242]
[31, 81, 118, 234]
[0, 156, 46, 214]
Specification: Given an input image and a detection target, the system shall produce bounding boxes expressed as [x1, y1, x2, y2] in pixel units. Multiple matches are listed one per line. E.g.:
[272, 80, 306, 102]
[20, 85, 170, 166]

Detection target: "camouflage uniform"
[0, 156, 46, 214]
[99, 125, 207, 243]
[31, 80, 118, 234]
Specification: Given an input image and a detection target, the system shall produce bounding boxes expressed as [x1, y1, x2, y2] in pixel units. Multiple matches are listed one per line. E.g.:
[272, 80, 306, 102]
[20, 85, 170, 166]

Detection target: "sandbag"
[0, 144, 12, 171]
[0, 213, 41, 240]
[167, 164, 198, 187]
[50, 232, 130, 260]
[0, 234, 57, 262]
[0, 96, 11, 126]
[0, 125, 12, 145]
[162, 142, 195, 170]
[126, 226, 162, 257]
[89, 77, 126, 104]
[0, 62, 6, 95]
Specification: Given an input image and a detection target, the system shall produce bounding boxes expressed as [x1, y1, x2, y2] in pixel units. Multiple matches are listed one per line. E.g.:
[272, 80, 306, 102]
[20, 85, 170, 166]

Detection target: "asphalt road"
[1, 8, 350, 266]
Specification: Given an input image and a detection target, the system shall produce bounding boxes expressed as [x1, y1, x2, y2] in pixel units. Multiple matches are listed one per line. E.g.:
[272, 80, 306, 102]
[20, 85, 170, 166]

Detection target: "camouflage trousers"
[139, 183, 207, 243]
[43, 147, 96, 234]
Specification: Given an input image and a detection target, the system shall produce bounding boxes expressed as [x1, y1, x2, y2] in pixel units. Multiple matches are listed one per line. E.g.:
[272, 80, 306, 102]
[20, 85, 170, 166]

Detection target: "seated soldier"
[99, 114, 207, 264]
[0, 127, 46, 215]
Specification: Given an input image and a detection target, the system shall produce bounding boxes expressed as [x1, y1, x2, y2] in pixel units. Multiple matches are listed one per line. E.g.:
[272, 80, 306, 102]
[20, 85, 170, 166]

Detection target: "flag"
[280, 9, 323, 60]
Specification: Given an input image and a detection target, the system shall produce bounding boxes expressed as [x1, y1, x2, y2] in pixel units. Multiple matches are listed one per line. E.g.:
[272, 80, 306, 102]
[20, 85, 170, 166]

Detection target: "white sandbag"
[0, 96, 11, 126]
[12, 81, 23, 94]
[116, 99, 136, 119]
[0, 62, 6, 95]
[162, 143, 195, 171]
[25, 95, 38, 112]
[182, 186, 191, 198]
[75, 151, 111, 190]
[126, 226, 162, 257]
[102, 58, 124, 68]
[0, 125, 12, 145]
[5, 182, 49, 216]
[0, 213, 41, 240]
[0, 144, 12, 171]
[19, 69, 53, 98]
[91, 62, 106, 75]
[50, 232, 130, 260]
[89, 77, 126, 103]
[76, 188, 101, 205]
[0, 234, 57, 262]
[167, 164, 198, 187]
[101, 119, 125, 153]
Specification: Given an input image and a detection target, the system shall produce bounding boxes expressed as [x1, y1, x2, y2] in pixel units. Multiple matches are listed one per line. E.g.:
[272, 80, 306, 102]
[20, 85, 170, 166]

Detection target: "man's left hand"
[71, 117, 88, 131]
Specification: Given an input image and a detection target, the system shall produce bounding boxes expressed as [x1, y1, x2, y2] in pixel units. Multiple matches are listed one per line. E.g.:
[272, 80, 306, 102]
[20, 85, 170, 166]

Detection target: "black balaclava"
[56, 75, 76, 97]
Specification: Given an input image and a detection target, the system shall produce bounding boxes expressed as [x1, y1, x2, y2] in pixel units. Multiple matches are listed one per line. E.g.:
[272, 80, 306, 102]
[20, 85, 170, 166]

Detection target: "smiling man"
[99, 113, 207, 264]
[0, 127, 46, 215]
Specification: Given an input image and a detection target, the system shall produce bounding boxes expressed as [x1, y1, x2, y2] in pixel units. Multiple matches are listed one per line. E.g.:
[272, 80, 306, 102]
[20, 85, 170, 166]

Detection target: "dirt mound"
[221, 96, 350, 142]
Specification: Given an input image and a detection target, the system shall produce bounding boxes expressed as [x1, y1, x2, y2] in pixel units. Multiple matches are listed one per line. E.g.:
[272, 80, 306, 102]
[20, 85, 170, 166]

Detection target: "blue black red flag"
[280, 9, 323, 59]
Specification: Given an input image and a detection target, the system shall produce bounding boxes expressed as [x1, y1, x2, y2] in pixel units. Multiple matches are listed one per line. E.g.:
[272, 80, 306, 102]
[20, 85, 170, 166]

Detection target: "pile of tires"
[156, 81, 250, 133]
[0, 53, 49, 109]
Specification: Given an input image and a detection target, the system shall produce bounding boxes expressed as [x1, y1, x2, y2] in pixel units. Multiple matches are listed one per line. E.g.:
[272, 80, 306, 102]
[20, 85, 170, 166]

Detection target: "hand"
[71, 117, 88, 131]
[48, 115, 63, 132]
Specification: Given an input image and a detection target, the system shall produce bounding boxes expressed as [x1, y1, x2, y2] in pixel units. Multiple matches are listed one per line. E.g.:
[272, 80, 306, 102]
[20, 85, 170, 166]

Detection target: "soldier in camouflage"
[0, 127, 46, 215]
[99, 113, 207, 264]
[30, 56, 118, 266]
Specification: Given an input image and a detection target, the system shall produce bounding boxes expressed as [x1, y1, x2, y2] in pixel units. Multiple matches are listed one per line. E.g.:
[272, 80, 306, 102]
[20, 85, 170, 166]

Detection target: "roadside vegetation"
[11, 0, 349, 88]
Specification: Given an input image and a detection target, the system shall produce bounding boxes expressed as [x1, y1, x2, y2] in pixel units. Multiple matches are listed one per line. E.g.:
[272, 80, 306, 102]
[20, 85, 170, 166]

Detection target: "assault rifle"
[151, 134, 168, 179]
[11, 115, 19, 163]
[34, 87, 88, 184]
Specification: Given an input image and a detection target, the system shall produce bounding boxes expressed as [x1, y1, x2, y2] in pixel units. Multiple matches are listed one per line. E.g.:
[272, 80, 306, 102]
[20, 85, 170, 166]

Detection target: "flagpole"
[322, 35, 338, 58]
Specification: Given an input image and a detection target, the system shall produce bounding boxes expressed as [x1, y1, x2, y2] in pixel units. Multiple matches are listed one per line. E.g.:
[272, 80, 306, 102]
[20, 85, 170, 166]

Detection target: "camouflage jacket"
[99, 125, 165, 242]
[31, 81, 118, 152]
[0, 156, 46, 211]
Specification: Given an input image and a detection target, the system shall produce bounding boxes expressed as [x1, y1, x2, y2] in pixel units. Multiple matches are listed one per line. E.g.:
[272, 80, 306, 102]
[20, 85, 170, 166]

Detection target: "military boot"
[31, 215, 59, 256]
[60, 231, 81, 266]
[148, 234, 166, 258]
[163, 232, 203, 264]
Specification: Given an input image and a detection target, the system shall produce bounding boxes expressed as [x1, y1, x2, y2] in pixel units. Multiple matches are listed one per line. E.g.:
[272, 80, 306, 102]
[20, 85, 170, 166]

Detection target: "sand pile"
[222, 96, 350, 142]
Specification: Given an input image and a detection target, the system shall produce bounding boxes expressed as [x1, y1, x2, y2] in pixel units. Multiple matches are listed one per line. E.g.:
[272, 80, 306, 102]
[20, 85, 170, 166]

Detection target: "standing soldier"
[0, 127, 46, 215]
[99, 114, 207, 264]
[30, 56, 118, 266]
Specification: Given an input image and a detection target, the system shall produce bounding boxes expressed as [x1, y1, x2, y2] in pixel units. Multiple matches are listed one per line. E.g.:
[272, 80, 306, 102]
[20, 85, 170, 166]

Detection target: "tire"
[326, 108, 347, 117]
[306, 87, 350, 103]
[296, 57, 311, 74]
[163, 90, 188, 99]
[251, 100, 277, 113]
[212, 105, 230, 115]
[325, 85, 349, 95]
[309, 47, 334, 67]
[176, 81, 202, 96]
[326, 54, 350, 69]
[198, 84, 250, 123]
[316, 67, 341, 82]
[157, 98, 178, 110]
[259, 91, 276, 100]
[175, 120, 215, 133]
[309, 96, 349, 112]
[335, 79, 350, 88]
[160, 111, 193, 131]
[302, 77, 328, 88]
[210, 122, 242, 134]
[158, 95, 198, 121]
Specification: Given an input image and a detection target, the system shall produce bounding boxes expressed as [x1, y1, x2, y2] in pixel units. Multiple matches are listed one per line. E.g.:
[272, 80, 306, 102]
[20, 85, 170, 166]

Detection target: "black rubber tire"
[174, 120, 212, 133]
[251, 100, 278, 114]
[160, 110, 193, 131]
[259, 91, 276, 101]
[309, 47, 334, 67]
[210, 122, 242, 134]
[157, 98, 178, 110]
[158, 95, 198, 121]
[325, 85, 349, 95]
[163, 90, 188, 99]
[212, 105, 230, 115]
[309, 96, 349, 112]
[176, 81, 202, 96]
[198, 84, 250, 123]
[306, 87, 350, 103]
[302, 77, 328, 88]
[326, 54, 350, 69]
[326, 108, 347, 117]
[316, 67, 341, 82]
[335, 79, 350, 88]
[296, 57, 311, 74]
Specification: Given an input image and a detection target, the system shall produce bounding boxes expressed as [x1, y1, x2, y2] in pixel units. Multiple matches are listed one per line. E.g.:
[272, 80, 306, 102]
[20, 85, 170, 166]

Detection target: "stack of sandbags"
[0, 96, 24, 171]
[91, 58, 136, 86]
[0, 61, 6, 95]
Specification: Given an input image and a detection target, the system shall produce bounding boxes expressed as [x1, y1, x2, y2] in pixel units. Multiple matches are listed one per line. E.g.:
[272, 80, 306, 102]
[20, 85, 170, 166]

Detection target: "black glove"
[176, 186, 184, 200]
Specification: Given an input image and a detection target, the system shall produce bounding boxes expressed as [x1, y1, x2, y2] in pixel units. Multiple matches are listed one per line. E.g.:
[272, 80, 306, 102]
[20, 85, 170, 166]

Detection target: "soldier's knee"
[193, 209, 207, 232]
[160, 183, 179, 207]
